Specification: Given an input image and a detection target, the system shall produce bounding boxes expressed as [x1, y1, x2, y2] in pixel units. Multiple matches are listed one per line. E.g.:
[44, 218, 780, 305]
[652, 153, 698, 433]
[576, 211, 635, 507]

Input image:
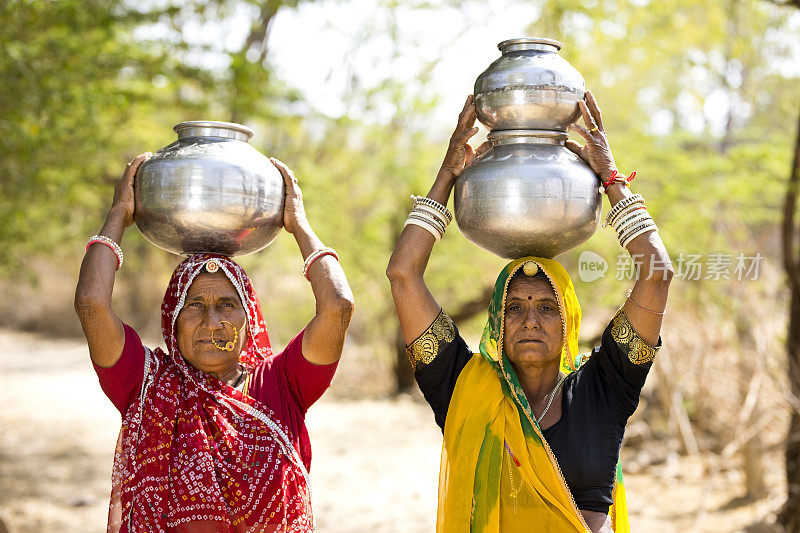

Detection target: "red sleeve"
[92, 323, 145, 415]
[272, 328, 338, 413]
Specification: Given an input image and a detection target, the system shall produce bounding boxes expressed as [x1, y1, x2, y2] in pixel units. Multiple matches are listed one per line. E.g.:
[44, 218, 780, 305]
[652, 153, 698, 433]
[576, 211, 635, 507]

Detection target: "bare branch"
[242, 2, 281, 64]
[449, 285, 494, 325]
[764, 0, 800, 8]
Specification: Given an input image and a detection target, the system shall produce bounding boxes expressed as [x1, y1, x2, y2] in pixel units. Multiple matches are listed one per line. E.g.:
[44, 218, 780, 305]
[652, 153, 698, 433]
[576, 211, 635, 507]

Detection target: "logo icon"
[578, 251, 608, 282]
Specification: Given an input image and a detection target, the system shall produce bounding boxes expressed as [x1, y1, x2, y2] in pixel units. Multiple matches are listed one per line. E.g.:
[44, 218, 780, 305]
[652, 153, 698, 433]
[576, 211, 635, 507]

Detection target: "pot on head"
[134, 121, 285, 257]
[454, 130, 600, 259]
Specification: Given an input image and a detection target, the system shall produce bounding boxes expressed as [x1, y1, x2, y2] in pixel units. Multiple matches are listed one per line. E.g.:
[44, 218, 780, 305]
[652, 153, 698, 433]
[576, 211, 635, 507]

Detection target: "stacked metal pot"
[455, 38, 601, 259]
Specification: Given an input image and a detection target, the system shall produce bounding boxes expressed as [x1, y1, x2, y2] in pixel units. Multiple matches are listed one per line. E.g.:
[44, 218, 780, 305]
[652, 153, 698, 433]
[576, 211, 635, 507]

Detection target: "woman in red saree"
[75, 155, 354, 532]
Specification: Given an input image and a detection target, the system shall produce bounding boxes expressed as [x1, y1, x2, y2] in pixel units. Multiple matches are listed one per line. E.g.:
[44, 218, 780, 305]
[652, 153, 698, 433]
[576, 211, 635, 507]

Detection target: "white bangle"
[608, 202, 647, 229]
[302, 247, 339, 280]
[409, 210, 446, 236]
[616, 213, 653, 238]
[414, 204, 450, 228]
[610, 205, 646, 230]
[85, 235, 123, 270]
[619, 218, 654, 239]
[621, 224, 658, 248]
[404, 217, 442, 242]
[411, 195, 452, 223]
[604, 194, 646, 227]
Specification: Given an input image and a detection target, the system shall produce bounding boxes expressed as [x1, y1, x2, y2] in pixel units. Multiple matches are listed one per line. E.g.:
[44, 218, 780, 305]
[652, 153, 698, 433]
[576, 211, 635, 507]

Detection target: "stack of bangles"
[302, 247, 339, 280]
[602, 193, 659, 248]
[86, 235, 124, 270]
[404, 195, 452, 242]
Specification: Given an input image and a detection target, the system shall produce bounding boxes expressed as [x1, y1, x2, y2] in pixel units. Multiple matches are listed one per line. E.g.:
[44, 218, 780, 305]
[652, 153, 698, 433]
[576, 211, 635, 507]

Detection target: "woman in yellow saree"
[387, 92, 672, 532]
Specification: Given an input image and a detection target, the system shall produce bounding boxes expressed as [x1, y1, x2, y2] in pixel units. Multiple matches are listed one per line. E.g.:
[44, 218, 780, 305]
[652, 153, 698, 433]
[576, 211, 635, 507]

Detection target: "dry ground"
[0, 328, 789, 532]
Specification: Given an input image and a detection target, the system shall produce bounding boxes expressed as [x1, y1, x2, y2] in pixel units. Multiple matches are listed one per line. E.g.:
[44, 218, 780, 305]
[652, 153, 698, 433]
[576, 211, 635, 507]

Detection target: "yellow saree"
[436, 257, 629, 533]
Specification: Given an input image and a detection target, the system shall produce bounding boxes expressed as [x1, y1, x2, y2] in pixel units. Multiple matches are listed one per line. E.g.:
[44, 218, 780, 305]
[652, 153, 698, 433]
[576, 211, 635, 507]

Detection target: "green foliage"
[0, 0, 309, 276]
[0, 0, 214, 273]
[524, 0, 798, 329]
[0, 0, 798, 358]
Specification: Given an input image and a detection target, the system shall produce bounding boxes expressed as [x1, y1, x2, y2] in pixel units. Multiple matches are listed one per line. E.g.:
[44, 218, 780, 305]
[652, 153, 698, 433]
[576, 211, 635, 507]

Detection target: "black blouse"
[408, 308, 660, 513]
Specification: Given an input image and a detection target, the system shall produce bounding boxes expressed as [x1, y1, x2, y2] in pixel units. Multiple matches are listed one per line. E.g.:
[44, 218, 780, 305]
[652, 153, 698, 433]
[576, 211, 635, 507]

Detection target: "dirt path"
[0, 329, 787, 532]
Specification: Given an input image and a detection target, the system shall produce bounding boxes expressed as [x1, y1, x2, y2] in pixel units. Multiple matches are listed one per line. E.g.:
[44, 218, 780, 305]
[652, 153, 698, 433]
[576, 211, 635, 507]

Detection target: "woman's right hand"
[566, 91, 618, 181]
[112, 152, 151, 227]
[437, 95, 489, 184]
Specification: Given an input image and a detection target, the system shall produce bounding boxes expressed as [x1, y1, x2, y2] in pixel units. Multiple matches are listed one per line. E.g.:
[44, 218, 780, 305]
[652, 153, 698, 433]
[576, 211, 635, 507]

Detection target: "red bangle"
[85, 235, 123, 270]
[601, 170, 620, 189]
[600, 170, 637, 194]
[302, 248, 339, 280]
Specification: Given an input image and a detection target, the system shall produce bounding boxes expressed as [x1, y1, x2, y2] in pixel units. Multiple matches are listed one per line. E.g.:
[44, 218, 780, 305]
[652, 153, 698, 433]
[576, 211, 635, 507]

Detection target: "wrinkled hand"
[566, 91, 618, 181]
[438, 95, 490, 183]
[270, 157, 308, 234]
[113, 152, 151, 227]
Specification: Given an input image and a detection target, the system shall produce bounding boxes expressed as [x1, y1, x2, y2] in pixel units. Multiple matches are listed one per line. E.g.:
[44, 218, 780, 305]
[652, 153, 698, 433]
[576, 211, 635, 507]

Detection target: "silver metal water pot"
[134, 121, 284, 257]
[474, 38, 585, 132]
[454, 130, 600, 259]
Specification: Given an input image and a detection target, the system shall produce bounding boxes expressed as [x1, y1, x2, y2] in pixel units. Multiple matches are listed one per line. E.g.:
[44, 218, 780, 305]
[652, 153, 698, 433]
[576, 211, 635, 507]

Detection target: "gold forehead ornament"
[522, 261, 539, 276]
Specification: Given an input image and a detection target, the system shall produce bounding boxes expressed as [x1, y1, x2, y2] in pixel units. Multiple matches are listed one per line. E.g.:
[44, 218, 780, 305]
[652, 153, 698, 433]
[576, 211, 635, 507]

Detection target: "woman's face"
[502, 276, 564, 370]
[175, 272, 248, 379]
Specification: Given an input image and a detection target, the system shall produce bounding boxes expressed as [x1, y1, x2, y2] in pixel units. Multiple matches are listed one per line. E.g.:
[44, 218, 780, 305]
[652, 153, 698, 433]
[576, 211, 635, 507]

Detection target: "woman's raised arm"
[567, 91, 673, 346]
[386, 95, 488, 345]
[74, 152, 151, 367]
[270, 158, 355, 366]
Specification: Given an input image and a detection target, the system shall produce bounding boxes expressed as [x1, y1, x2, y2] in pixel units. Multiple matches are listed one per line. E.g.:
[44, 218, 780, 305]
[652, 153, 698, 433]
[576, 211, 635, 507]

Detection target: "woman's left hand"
[566, 90, 618, 181]
[270, 157, 308, 234]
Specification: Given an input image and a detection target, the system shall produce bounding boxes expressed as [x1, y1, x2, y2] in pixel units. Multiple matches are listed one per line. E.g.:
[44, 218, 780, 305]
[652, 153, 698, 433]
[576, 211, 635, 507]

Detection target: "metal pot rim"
[487, 129, 569, 144]
[173, 121, 254, 142]
[498, 38, 563, 53]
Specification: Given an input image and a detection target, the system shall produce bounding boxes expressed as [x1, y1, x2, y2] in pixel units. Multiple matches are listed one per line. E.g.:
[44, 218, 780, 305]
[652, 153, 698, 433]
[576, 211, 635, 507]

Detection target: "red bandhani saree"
[107, 254, 313, 533]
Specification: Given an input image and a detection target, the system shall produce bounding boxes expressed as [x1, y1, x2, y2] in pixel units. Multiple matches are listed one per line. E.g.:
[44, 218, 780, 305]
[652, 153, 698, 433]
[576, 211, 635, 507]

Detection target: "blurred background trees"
[1, 0, 799, 528]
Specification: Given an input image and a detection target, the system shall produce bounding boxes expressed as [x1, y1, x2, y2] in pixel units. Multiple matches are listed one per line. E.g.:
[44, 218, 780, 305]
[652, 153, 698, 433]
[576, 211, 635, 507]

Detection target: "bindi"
[528, 296, 533, 300]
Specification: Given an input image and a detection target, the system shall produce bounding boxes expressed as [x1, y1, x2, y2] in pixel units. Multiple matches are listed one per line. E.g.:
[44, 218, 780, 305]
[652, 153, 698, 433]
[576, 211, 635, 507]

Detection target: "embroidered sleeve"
[610, 308, 660, 365]
[405, 309, 456, 372]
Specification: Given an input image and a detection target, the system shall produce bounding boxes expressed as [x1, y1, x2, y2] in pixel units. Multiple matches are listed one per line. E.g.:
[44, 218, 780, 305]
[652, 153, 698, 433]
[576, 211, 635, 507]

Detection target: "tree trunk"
[779, 105, 800, 531]
[781, 289, 800, 530]
[739, 372, 767, 499]
[735, 307, 768, 499]
[230, 2, 279, 124]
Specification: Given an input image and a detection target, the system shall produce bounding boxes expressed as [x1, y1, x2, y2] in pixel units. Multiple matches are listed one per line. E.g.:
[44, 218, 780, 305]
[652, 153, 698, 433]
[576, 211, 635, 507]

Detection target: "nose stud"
[211, 321, 239, 351]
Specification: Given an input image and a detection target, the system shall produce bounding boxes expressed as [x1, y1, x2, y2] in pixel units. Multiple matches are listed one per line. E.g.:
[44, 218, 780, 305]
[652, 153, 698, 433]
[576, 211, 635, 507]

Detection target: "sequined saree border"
[611, 308, 660, 365]
[405, 309, 456, 372]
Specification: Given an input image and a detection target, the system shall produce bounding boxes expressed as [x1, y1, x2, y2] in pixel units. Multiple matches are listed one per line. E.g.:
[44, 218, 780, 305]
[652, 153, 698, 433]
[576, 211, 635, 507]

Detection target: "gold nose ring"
[211, 321, 239, 351]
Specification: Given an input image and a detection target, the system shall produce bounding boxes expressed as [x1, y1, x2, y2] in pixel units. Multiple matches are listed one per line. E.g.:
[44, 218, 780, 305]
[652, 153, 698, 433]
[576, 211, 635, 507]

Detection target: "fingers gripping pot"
[134, 121, 285, 257]
[454, 130, 601, 259]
